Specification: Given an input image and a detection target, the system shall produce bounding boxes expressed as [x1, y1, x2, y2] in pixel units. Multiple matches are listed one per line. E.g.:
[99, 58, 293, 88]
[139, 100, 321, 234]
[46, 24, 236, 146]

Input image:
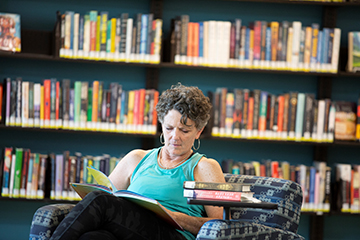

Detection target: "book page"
[87, 166, 117, 191]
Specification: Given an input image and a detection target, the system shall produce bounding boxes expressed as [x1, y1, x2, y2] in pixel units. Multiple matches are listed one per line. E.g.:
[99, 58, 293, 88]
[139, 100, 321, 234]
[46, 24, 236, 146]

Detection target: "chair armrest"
[29, 203, 75, 240]
[196, 219, 305, 240]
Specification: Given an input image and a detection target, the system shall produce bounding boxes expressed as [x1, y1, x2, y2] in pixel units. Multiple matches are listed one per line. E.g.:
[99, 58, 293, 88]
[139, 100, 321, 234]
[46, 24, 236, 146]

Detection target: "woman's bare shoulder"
[194, 156, 225, 182]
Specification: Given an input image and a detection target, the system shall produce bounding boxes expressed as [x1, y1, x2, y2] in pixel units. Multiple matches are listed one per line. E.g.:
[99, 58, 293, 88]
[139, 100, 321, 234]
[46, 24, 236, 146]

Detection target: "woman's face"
[161, 109, 203, 156]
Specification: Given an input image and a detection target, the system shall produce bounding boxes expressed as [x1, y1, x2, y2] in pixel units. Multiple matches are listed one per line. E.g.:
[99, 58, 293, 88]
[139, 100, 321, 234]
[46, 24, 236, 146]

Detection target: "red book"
[133, 90, 140, 127]
[247, 96, 254, 131]
[55, 81, 60, 126]
[277, 95, 284, 133]
[184, 189, 253, 202]
[271, 161, 279, 178]
[43, 79, 51, 124]
[193, 22, 199, 58]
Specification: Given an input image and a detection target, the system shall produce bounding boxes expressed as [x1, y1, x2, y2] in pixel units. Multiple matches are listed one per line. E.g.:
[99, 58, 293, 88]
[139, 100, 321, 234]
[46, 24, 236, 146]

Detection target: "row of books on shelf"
[169, 16, 341, 73]
[0, 78, 159, 134]
[222, 158, 360, 213]
[209, 87, 360, 142]
[1, 146, 359, 213]
[1, 147, 122, 201]
[58, 11, 163, 64]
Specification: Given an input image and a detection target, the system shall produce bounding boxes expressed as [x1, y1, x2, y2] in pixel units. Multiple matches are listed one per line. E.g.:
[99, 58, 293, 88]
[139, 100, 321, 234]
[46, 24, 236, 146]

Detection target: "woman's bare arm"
[108, 149, 148, 190]
[165, 157, 225, 234]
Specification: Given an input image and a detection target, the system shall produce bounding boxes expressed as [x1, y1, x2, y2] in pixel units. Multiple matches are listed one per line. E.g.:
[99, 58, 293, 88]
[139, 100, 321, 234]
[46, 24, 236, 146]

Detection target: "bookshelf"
[1, 0, 360, 240]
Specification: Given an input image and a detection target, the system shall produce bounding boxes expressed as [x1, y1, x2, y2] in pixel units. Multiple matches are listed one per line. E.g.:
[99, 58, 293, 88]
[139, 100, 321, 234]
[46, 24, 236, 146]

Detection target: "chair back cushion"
[224, 174, 303, 233]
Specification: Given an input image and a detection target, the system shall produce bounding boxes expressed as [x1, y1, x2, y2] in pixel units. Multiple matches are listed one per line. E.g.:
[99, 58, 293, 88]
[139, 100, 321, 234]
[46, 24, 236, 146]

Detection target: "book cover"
[183, 189, 254, 202]
[335, 101, 356, 141]
[0, 13, 21, 52]
[71, 166, 183, 230]
[348, 32, 360, 72]
[183, 181, 251, 192]
[12, 148, 23, 198]
[1, 147, 13, 197]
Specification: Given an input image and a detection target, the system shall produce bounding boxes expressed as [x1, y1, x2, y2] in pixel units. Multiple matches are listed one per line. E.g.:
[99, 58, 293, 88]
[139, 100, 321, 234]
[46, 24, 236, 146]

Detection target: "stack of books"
[183, 181, 255, 203]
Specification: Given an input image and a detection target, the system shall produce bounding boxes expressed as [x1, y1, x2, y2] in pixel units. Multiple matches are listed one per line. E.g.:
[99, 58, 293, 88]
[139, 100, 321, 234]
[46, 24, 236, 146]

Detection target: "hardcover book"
[183, 181, 252, 192]
[0, 13, 21, 52]
[348, 31, 360, 73]
[183, 188, 254, 202]
[71, 166, 183, 231]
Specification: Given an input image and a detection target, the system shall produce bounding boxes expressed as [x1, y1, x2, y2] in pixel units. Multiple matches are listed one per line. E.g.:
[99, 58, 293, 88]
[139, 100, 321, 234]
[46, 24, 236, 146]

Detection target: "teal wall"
[1, 0, 360, 239]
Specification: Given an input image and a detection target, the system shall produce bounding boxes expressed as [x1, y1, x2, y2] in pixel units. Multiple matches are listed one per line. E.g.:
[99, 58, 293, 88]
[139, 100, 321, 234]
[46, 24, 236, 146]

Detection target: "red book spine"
[247, 96, 254, 131]
[277, 95, 284, 133]
[133, 90, 140, 127]
[185, 189, 243, 201]
[55, 81, 60, 124]
[43, 79, 51, 123]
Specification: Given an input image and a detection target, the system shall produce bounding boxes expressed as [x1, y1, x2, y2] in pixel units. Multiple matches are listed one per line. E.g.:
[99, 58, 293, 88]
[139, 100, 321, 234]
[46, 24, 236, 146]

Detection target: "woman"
[50, 83, 225, 240]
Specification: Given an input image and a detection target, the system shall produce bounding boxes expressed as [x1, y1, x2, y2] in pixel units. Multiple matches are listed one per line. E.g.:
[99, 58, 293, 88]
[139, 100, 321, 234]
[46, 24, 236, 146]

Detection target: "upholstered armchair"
[29, 174, 304, 240]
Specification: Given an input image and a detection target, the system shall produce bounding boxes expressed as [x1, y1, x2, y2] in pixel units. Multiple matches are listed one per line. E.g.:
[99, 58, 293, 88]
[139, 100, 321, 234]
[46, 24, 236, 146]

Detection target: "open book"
[70, 166, 183, 231]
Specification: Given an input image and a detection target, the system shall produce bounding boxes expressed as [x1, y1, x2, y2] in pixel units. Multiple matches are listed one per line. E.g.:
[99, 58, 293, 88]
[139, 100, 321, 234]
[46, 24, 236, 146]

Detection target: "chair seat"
[196, 219, 305, 240]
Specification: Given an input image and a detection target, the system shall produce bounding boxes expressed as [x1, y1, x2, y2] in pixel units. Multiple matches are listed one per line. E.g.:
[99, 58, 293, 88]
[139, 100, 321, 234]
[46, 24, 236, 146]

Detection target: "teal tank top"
[127, 147, 206, 240]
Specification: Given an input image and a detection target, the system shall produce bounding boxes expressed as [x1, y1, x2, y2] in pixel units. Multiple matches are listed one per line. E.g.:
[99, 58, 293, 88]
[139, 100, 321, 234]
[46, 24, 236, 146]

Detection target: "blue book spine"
[295, 93, 305, 138]
[265, 27, 271, 61]
[327, 28, 334, 64]
[120, 91, 126, 124]
[309, 167, 316, 206]
[322, 28, 330, 65]
[199, 22, 204, 58]
[78, 15, 84, 51]
[316, 30, 323, 64]
[245, 28, 250, 60]
[140, 14, 148, 54]
[27, 156, 34, 186]
[69, 89, 74, 121]
[310, 23, 319, 64]
[83, 157, 88, 183]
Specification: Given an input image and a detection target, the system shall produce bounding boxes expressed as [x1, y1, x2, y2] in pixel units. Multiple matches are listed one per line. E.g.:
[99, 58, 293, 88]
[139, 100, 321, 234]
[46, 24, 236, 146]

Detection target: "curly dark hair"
[156, 83, 212, 130]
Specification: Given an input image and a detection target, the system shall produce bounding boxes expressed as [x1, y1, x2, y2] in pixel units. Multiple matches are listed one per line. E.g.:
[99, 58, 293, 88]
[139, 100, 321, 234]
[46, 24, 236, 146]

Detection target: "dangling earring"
[193, 138, 200, 151]
[160, 133, 165, 144]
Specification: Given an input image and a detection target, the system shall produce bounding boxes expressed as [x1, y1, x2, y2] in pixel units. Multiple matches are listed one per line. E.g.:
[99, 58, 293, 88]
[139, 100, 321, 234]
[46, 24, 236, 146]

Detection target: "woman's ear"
[196, 127, 205, 139]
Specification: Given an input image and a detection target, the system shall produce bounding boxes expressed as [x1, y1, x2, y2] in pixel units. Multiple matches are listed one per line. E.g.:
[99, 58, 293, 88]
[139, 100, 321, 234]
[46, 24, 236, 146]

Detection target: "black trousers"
[49, 191, 187, 240]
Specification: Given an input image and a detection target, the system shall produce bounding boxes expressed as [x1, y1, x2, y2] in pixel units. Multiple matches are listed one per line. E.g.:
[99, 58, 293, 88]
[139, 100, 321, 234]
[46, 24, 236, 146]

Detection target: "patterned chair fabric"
[29, 174, 304, 240]
[196, 174, 304, 240]
[29, 203, 75, 240]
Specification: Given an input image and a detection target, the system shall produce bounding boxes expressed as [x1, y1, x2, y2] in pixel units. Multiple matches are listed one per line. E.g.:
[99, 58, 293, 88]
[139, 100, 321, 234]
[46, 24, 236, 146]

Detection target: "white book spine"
[291, 21, 302, 71]
[331, 28, 341, 73]
[125, 18, 133, 61]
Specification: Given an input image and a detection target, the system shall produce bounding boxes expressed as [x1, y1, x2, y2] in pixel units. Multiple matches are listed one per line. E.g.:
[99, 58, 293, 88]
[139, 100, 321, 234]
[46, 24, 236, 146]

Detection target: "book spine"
[1, 147, 13, 197]
[184, 189, 250, 201]
[258, 91, 268, 137]
[225, 92, 234, 137]
[12, 148, 23, 198]
[295, 93, 305, 140]
[288, 92, 298, 139]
